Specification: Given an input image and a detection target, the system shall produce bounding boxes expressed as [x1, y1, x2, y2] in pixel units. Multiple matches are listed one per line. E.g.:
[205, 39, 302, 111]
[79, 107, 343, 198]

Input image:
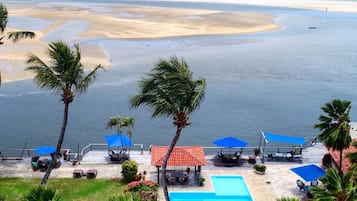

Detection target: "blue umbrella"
[213, 136, 248, 148]
[35, 146, 56, 155]
[290, 164, 325, 182]
[105, 134, 132, 147]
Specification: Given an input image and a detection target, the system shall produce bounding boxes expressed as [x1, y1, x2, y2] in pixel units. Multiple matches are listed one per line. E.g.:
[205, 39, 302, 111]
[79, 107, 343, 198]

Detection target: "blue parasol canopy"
[105, 134, 132, 147]
[35, 146, 56, 155]
[213, 136, 248, 148]
[263, 132, 305, 145]
[290, 164, 325, 182]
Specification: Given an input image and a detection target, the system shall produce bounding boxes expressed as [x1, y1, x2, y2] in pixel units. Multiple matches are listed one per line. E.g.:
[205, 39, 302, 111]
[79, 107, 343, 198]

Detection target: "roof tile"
[151, 146, 206, 167]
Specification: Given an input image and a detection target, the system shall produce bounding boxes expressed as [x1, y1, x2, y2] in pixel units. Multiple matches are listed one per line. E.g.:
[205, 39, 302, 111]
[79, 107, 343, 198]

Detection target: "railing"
[0, 148, 71, 160]
[1, 140, 318, 162]
[202, 146, 258, 156]
[79, 143, 144, 161]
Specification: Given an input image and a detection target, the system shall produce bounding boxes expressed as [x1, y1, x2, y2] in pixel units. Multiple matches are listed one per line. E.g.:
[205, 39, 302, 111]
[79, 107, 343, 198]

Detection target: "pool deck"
[0, 143, 327, 200]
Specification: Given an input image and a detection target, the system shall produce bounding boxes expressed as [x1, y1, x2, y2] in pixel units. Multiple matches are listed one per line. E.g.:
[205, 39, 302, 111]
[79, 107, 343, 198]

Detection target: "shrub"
[126, 180, 158, 201]
[198, 177, 205, 186]
[253, 164, 267, 173]
[0, 195, 5, 201]
[121, 160, 138, 183]
[22, 186, 61, 201]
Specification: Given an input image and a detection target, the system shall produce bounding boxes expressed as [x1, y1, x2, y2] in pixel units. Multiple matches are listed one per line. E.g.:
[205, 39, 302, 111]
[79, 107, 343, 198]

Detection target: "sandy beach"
[1, 0, 356, 83]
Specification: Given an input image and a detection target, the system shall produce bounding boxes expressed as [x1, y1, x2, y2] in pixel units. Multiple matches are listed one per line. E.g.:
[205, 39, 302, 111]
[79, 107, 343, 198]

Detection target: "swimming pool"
[170, 175, 253, 201]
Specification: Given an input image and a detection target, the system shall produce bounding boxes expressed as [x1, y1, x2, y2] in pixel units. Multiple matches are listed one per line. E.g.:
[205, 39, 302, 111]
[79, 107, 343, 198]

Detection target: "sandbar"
[1, 0, 356, 83]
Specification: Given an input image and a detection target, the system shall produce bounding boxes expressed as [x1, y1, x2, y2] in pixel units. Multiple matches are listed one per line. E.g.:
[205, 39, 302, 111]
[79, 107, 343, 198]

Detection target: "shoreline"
[164, 0, 357, 13]
[1, 0, 357, 83]
[2, 2, 279, 83]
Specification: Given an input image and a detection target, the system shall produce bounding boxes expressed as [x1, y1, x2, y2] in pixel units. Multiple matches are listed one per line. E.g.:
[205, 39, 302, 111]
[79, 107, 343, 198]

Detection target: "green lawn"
[0, 178, 126, 201]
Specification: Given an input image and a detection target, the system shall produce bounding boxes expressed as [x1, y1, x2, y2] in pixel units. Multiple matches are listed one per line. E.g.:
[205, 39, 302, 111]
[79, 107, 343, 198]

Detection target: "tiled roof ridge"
[176, 146, 205, 164]
[174, 146, 205, 165]
[151, 146, 206, 166]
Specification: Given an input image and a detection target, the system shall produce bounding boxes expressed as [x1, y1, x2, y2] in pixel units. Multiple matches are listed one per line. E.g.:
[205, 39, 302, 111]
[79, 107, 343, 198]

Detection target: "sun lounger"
[212, 152, 242, 167]
[108, 149, 129, 163]
[166, 174, 175, 185]
[266, 151, 303, 162]
[296, 179, 305, 192]
[179, 172, 189, 184]
[73, 169, 84, 178]
[86, 169, 97, 179]
[310, 180, 318, 186]
[31, 156, 40, 171]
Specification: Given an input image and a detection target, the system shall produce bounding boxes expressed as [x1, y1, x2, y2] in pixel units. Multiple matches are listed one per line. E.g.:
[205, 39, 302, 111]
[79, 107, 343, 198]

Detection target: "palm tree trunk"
[339, 150, 343, 177]
[162, 126, 183, 201]
[41, 102, 70, 185]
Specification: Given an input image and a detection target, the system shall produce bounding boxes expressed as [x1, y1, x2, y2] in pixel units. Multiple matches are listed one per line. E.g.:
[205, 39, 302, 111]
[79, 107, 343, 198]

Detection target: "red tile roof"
[328, 139, 357, 174]
[151, 146, 206, 167]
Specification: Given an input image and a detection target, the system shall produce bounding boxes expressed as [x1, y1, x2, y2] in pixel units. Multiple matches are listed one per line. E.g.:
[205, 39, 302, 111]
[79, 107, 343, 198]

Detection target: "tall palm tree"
[25, 41, 103, 185]
[130, 56, 206, 201]
[310, 167, 356, 201]
[314, 99, 352, 176]
[0, 3, 35, 45]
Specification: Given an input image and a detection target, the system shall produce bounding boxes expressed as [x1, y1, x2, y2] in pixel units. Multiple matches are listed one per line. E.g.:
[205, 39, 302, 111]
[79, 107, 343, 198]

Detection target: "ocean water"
[1, 1, 357, 151]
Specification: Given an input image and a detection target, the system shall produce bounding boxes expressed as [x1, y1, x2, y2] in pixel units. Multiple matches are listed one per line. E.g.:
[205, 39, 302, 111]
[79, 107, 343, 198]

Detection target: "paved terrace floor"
[0, 143, 327, 201]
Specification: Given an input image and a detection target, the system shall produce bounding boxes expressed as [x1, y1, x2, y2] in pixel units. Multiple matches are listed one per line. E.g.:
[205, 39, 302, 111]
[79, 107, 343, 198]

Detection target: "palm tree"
[122, 116, 135, 153]
[25, 41, 103, 185]
[0, 3, 35, 85]
[0, 3, 35, 45]
[107, 115, 123, 134]
[130, 56, 206, 201]
[310, 167, 356, 201]
[106, 115, 134, 153]
[314, 99, 352, 175]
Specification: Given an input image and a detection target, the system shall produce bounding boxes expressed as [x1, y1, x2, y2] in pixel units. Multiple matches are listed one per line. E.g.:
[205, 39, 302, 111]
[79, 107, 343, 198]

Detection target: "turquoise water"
[170, 175, 253, 201]
[212, 176, 250, 196]
[1, 1, 357, 151]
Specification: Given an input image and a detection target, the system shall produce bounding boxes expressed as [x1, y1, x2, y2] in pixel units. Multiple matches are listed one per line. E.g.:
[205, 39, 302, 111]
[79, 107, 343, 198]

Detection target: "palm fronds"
[7, 31, 35, 42]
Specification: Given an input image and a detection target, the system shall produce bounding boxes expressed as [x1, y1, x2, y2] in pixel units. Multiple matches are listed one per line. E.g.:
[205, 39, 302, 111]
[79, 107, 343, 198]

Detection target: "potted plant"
[198, 177, 205, 186]
[253, 164, 266, 175]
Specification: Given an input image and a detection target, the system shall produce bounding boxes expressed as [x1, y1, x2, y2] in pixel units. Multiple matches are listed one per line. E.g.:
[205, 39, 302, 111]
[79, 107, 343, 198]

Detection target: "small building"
[151, 146, 206, 184]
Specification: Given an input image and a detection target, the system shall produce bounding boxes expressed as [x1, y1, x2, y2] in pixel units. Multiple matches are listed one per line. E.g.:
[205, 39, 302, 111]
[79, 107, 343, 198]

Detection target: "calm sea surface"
[1, 0, 357, 151]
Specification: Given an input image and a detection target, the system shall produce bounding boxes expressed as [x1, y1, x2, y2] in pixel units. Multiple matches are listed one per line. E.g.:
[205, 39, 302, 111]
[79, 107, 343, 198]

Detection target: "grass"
[0, 178, 126, 201]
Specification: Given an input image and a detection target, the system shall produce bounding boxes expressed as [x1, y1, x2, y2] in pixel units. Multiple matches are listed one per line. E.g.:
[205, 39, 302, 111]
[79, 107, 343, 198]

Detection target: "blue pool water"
[170, 175, 253, 201]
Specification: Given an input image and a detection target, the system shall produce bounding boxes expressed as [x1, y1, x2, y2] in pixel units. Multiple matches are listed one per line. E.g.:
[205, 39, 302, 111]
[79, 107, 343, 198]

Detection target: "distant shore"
[1, 0, 357, 83]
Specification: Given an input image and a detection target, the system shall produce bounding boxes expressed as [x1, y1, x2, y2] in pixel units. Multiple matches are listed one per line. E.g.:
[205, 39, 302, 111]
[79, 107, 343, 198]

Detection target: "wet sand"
[2, 0, 357, 83]
[1, 0, 356, 81]
[1, 2, 278, 83]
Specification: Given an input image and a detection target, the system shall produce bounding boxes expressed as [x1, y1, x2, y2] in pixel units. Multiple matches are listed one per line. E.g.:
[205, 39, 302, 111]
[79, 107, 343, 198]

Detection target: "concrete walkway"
[0, 144, 327, 201]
